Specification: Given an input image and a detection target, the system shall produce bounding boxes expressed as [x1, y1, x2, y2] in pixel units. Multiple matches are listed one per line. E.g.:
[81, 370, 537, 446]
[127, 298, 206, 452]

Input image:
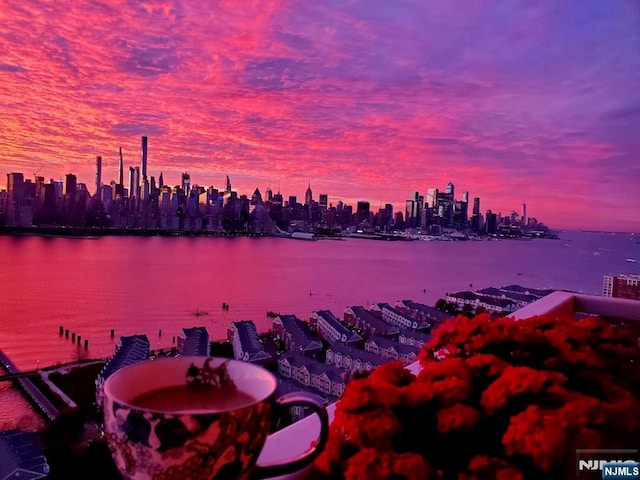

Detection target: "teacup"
[103, 356, 329, 480]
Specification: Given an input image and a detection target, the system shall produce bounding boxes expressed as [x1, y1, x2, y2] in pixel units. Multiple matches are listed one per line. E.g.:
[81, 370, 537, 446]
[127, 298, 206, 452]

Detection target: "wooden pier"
[0, 349, 59, 421]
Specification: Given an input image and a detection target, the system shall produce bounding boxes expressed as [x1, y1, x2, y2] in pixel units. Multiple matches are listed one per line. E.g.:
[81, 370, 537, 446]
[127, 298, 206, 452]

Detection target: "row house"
[364, 336, 420, 365]
[325, 343, 385, 373]
[272, 315, 322, 359]
[310, 310, 362, 346]
[343, 306, 399, 339]
[278, 353, 346, 397]
[398, 328, 432, 349]
[395, 300, 450, 327]
[370, 303, 431, 331]
[445, 291, 518, 315]
[228, 320, 274, 366]
[475, 287, 539, 308]
[96, 334, 150, 407]
[177, 326, 210, 356]
[500, 285, 554, 298]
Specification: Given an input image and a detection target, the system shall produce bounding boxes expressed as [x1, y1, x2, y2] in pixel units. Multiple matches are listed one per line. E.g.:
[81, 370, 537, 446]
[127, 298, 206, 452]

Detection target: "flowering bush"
[313, 313, 640, 479]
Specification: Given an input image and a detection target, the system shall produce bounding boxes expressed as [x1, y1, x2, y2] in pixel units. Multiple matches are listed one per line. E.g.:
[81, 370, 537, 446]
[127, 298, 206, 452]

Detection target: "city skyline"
[1, 1, 639, 232]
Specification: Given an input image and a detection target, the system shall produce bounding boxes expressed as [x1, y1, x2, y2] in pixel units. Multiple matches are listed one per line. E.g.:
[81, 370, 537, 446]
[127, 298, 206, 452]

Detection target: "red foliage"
[313, 313, 640, 479]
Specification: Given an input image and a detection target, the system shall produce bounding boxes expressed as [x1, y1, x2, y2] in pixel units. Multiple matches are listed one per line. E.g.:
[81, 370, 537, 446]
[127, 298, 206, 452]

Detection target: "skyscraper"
[181, 172, 190, 196]
[305, 182, 313, 206]
[226, 175, 232, 193]
[445, 181, 454, 200]
[128, 167, 136, 199]
[95, 156, 102, 197]
[118, 148, 124, 186]
[522, 202, 527, 227]
[319, 194, 328, 209]
[141, 136, 148, 178]
[426, 188, 438, 209]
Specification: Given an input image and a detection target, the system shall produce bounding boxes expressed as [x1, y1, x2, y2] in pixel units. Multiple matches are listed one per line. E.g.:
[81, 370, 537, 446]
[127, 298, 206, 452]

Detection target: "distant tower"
[446, 181, 454, 200]
[226, 175, 232, 193]
[158, 171, 164, 190]
[305, 182, 313, 206]
[118, 148, 124, 185]
[181, 172, 190, 196]
[522, 201, 527, 227]
[128, 167, 136, 199]
[141, 136, 148, 178]
[95, 156, 102, 197]
[265, 184, 273, 202]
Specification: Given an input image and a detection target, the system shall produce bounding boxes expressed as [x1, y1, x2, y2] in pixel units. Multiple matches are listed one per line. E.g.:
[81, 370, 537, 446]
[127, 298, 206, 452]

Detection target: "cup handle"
[254, 391, 329, 478]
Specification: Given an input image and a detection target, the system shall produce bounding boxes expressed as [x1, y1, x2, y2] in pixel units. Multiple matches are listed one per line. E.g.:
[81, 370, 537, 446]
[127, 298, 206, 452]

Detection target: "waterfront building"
[228, 320, 273, 365]
[445, 291, 518, 315]
[364, 336, 419, 364]
[95, 334, 150, 407]
[499, 285, 554, 298]
[370, 302, 431, 331]
[310, 310, 362, 346]
[0, 430, 49, 479]
[325, 343, 385, 372]
[395, 300, 450, 326]
[475, 287, 540, 308]
[278, 353, 345, 397]
[272, 315, 322, 359]
[343, 306, 399, 339]
[397, 328, 432, 349]
[603, 274, 640, 301]
[177, 326, 210, 356]
[141, 136, 148, 178]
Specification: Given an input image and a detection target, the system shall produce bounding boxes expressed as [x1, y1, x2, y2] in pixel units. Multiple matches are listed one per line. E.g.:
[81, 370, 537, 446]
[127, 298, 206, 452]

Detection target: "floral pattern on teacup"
[104, 360, 273, 480]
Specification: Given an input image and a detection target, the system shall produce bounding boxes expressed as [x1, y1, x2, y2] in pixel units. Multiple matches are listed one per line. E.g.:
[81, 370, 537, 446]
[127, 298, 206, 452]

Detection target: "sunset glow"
[1, 1, 638, 231]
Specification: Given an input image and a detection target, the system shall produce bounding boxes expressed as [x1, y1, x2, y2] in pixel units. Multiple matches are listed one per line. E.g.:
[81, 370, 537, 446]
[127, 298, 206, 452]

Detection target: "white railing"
[258, 292, 640, 479]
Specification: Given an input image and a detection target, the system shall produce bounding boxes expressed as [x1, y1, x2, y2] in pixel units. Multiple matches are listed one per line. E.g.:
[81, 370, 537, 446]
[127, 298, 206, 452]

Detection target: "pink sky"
[1, 1, 639, 231]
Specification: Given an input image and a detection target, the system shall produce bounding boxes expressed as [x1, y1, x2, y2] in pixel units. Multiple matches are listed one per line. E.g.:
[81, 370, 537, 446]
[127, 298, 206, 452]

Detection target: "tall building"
[6, 172, 25, 226]
[356, 201, 370, 225]
[128, 167, 136, 199]
[118, 148, 124, 186]
[445, 181, 454, 200]
[141, 136, 148, 178]
[426, 188, 438, 209]
[305, 182, 313, 206]
[522, 202, 527, 227]
[64, 174, 77, 199]
[226, 175, 232, 193]
[472, 197, 481, 232]
[319, 194, 328, 209]
[95, 156, 102, 197]
[181, 172, 190, 196]
[602, 274, 640, 300]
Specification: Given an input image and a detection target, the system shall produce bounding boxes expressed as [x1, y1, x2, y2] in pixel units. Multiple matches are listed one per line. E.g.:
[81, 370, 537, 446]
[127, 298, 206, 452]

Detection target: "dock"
[0, 349, 59, 421]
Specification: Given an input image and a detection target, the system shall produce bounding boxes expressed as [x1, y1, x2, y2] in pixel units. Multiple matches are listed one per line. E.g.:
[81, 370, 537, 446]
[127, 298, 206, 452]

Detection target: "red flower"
[343, 448, 435, 480]
[481, 366, 566, 414]
[459, 455, 524, 480]
[502, 405, 571, 472]
[436, 404, 482, 433]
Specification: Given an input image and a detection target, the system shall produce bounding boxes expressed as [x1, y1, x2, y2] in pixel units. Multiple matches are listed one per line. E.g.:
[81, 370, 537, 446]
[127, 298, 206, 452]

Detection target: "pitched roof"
[99, 335, 150, 382]
[327, 343, 386, 367]
[398, 327, 432, 344]
[365, 336, 420, 356]
[346, 306, 400, 335]
[313, 310, 362, 342]
[0, 431, 49, 480]
[277, 315, 322, 351]
[179, 326, 210, 356]
[280, 353, 345, 382]
[397, 300, 451, 323]
[232, 321, 266, 355]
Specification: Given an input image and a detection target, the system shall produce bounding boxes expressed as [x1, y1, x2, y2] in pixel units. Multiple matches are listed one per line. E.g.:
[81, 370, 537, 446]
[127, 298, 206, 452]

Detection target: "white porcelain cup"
[103, 356, 329, 480]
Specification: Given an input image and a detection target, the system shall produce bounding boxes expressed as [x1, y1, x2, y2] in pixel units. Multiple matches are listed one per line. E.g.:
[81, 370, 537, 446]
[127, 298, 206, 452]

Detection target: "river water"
[0, 230, 638, 430]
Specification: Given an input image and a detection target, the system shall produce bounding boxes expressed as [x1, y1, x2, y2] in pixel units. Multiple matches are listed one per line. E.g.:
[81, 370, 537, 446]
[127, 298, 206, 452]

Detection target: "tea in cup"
[103, 356, 329, 479]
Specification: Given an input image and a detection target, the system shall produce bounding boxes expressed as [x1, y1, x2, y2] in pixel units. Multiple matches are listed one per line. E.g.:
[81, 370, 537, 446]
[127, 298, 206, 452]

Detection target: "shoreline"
[0, 225, 560, 241]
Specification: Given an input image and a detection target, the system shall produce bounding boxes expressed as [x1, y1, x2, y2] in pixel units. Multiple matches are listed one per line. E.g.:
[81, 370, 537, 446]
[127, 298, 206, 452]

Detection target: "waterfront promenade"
[0, 349, 59, 421]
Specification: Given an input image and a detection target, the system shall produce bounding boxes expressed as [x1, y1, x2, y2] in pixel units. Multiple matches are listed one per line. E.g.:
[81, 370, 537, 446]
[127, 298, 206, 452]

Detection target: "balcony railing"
[258, 291, 640, 479]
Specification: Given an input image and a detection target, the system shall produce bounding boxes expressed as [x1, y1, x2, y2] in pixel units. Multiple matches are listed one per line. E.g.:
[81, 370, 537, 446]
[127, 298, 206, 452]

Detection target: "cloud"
[0, 0, 638, 231]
